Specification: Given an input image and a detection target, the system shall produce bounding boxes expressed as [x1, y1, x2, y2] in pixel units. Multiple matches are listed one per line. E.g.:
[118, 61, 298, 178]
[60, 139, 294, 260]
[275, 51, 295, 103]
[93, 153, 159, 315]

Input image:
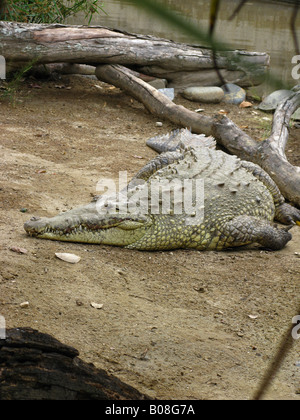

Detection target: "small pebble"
[20, 301, 29, 308]
[156, 122, 163, 127]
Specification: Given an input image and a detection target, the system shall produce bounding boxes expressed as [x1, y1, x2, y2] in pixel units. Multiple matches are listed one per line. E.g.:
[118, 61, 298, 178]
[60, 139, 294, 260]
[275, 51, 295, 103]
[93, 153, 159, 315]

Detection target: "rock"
[147, 78, 167, 89]
[221, 83, 246, 105]
[158, 88, 175, 101]
[9, 246, 28, 255]
[291, 107, 300, 121]
[182, 86, 224, 103]
[258, 89, 294, 112]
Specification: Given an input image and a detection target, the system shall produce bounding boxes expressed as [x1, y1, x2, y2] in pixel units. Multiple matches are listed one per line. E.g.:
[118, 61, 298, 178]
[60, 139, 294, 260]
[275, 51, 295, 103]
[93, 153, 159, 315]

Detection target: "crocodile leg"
[217, 215, 293, 250]
[274, 202, 300, 225]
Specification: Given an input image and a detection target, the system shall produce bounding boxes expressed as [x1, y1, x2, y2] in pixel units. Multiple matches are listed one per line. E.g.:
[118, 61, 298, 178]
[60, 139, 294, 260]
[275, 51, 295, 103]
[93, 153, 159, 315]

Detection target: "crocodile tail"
[146, 128, 216, 153]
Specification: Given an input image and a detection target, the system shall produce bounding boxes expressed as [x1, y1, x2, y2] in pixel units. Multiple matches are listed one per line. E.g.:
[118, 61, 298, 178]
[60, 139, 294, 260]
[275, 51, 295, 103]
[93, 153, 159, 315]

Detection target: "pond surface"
[68, 0, 300, 94]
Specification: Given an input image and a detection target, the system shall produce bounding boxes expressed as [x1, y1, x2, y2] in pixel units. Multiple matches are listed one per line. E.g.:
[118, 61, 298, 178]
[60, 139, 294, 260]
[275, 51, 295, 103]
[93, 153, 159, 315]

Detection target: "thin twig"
[209, 0, 227, 88]
[253, 305, 300, 400]
[290, 2, 300, 56]
[228, 0, 248, 21]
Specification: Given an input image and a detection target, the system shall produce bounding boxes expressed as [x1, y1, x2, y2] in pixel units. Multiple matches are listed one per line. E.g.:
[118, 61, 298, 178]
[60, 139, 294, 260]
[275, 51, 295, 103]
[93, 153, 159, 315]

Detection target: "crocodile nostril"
[30, 216, 42, 221]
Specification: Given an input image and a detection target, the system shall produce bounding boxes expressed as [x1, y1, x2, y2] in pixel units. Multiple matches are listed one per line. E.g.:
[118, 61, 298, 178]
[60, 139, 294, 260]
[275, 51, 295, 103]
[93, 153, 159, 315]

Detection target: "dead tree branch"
[0, 21, 268, 90]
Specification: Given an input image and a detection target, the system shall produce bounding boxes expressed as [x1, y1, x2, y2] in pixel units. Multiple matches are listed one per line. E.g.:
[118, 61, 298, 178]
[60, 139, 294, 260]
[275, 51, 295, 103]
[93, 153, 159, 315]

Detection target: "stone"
[147, 78, 167, 89]
[258, 89, 293, 112]
[221, 83, 246, 105]
[158, 88, 175, 101]
[291, 107, 300, 121]
[182, 86, 225, 103]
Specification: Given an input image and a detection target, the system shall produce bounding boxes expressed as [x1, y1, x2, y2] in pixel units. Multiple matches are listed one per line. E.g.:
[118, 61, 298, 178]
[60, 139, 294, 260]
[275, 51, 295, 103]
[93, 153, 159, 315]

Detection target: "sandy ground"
[0, 75, 299, 400]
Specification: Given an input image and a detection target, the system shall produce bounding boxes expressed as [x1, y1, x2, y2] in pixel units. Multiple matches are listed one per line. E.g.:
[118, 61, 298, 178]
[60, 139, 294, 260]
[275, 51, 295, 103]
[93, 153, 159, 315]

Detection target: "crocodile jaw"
[24, 203, 152, 246]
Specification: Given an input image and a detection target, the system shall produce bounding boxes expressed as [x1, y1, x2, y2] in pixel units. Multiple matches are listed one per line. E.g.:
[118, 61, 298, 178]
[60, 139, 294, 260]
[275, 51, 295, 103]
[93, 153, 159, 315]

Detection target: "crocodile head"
[24, 201, 153, 247]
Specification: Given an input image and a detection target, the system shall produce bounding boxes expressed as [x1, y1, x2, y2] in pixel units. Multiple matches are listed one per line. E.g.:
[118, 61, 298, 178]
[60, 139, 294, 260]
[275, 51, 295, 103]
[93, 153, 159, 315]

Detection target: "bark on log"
[0, 328, 151, 400]
[256, 94, 300, 206]
[95, 64, 300, 207]
[0, 21, 269, 89]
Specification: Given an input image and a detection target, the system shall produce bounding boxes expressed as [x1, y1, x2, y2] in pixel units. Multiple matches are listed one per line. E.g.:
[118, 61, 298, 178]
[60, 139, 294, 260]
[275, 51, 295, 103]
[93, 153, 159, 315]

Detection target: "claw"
[275, 203, 300, 225]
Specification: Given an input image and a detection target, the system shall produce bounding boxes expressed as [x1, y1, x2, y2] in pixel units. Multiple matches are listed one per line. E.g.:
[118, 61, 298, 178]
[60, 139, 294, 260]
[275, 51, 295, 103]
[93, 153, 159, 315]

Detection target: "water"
[67, 0, 300, 93]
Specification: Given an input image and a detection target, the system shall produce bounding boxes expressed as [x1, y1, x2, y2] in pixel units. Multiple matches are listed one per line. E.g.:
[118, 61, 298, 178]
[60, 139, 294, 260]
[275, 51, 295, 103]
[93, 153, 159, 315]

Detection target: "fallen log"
[0, 21, 269, 89]
[95, 64, 300, 207]
[0, 328, 151, 400]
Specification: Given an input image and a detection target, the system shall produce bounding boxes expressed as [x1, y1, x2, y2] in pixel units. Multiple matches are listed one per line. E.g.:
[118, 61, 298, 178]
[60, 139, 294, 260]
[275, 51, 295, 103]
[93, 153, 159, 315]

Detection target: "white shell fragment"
[55, 253, 81, 264]
[90, 302, 104, 309]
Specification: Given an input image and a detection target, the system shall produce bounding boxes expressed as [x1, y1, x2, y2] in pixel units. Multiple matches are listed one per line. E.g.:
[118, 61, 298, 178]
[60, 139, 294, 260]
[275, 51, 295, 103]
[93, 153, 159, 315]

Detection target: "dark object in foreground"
[0, 328, 151, 400]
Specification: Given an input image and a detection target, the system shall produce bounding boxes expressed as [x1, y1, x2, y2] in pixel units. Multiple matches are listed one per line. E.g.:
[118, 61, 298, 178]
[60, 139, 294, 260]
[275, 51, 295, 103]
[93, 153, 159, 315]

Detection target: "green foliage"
[0, 60, 37, 105]
[1, 0, 106, 24]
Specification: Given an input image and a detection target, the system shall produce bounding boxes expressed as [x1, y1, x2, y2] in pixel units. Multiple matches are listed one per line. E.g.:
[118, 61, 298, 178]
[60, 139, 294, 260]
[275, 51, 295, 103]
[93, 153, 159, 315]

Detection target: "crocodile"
[24, 129, 300, 251]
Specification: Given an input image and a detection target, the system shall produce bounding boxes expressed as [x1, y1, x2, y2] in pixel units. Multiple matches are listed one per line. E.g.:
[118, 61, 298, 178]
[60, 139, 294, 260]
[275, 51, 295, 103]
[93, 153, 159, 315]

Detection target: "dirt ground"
[0, 74, 299, 400]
